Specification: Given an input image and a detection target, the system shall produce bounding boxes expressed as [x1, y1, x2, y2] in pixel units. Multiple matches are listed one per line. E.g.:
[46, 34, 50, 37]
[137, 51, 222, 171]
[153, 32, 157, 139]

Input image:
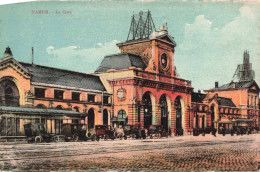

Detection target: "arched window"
[36, 104, 47, 109]
[73, 106, 80, 112]
[117, 109, 128, 126]
[0, 79, 20, 107]
[56, 105, 63, 110]
[118, 110, 127, 119]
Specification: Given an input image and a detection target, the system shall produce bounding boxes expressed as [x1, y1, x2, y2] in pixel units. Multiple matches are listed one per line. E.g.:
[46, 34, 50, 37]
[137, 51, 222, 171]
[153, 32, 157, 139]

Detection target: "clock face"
[161, 53, 168, 69]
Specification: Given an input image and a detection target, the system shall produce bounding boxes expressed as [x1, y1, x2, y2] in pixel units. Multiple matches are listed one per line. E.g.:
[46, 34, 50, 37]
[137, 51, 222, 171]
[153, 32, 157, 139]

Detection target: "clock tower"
[117, 19, 177, 77]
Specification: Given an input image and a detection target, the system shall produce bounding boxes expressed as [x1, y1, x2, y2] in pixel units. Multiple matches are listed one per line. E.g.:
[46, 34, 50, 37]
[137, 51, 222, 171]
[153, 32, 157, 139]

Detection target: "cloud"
[45, 40, 120, 73]
[176, 5, 259, 91]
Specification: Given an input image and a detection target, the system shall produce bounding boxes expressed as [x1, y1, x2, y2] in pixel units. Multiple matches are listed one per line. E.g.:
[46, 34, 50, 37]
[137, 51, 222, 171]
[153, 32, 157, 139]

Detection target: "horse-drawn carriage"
[148, 125, 169, 139]
[61, 123, 88, 141]
[24, 123, 59, 143]
[123, 125, 146, 139]
[95, 125, 116, 140]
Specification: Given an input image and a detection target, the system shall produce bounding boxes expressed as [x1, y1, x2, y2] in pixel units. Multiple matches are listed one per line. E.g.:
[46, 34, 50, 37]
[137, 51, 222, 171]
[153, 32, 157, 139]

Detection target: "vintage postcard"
[0, 0, 259, 171]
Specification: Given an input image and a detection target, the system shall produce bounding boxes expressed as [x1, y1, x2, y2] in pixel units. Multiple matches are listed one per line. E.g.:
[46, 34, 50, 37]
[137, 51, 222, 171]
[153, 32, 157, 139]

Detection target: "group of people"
[218, 126, 255, 136]
[192, 126, 256, 137]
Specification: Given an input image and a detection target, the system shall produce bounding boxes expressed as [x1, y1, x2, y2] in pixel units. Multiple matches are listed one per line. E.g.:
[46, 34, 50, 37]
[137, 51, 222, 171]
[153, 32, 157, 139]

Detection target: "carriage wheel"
[96, 136, 100, 141]
[91, 135, 96, 141]
[53, 136, 59, 142]
[27, 139, 32, 143]
[124, 135, 127, 140]
[73, 134, 79, 142]
[35, 136, 42, 143]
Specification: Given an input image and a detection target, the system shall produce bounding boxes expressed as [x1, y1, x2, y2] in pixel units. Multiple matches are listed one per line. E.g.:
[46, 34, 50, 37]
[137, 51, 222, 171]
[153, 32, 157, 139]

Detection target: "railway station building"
[0, 48, 112, 137]
[0, 11, 259, 137]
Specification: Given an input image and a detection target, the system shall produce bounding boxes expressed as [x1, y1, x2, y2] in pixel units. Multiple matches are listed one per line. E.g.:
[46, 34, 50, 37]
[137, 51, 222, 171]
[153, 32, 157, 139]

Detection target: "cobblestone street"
[0, 134, 259, 171]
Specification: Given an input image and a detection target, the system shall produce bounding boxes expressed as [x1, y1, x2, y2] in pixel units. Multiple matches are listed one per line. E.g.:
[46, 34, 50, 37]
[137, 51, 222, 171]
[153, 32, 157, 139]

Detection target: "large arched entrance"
[142, 92, 153, 129]
[88, 108, 95, 129]
[175, 96, 182, 130]
[160, 94, 169, 131]
[0, 79, 20, 107]
[103, 109, 109, 125]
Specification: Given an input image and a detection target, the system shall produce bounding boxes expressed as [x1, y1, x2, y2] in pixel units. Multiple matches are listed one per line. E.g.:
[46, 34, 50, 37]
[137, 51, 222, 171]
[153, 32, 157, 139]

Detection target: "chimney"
[31, 47, 34, 65]
[215, 82, 218, 88]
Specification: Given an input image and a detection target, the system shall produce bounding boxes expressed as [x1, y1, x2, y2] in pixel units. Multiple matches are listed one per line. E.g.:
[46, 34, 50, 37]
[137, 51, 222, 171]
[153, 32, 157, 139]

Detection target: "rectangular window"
[247, 95, 250, 107]
[88, 94, 95, 103]
[103, 96, 109, 104]
[72, 92, 80, 101]
[54, 90, 64, 99]
[35, 88, 45, 98]
[138, 106, 141, 122]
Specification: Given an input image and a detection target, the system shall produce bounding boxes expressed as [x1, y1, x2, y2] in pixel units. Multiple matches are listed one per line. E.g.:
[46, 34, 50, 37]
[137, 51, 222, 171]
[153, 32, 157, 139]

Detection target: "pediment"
[156, 34, 176, 46]
[0, 57, 31, 79]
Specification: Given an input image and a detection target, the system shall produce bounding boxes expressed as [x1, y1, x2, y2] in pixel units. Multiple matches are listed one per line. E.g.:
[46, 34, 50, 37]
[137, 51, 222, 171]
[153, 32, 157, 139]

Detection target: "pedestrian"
[236, 127, 240, 136]
[202, 128, 205, 136]
[222, 127, 226, 136]
[212, 128, 216, 137]
[231, 128, 234, 136]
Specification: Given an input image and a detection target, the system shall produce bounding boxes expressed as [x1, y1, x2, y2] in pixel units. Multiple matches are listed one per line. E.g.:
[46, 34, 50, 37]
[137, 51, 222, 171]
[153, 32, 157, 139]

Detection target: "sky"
[0, 0, 259, 91]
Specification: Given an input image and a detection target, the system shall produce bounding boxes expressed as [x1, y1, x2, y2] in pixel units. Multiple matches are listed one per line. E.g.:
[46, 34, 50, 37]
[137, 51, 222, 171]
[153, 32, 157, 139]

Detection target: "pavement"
[0, 134, 259, 171]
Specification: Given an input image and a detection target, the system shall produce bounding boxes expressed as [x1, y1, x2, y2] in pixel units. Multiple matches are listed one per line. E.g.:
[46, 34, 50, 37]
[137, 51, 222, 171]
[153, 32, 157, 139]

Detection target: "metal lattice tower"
[232, 50, 255, 82]
[127, 10, 156, 41]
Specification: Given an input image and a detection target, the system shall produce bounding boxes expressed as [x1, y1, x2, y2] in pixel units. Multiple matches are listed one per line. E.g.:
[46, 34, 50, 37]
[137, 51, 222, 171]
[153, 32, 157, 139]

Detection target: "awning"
[111, 117, 126, 122]
[234, 119, 254, 123]
[0, 106, 86, 117]
[218, 121, 233, 124]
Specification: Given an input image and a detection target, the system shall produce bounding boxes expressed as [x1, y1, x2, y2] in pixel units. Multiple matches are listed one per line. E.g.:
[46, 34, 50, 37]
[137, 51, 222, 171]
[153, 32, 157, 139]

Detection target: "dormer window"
[103, 96, 109, 104]
[88, 94, 95, 103]
[35, 88, 45, 98]
[72, 92, 80, 101]
[54, 90, 64, 100]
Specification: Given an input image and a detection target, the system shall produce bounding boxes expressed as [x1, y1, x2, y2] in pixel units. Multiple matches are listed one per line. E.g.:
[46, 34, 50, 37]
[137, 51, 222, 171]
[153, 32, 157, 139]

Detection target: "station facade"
[0, 48, 112, 136]
[0, 12, 259, 137]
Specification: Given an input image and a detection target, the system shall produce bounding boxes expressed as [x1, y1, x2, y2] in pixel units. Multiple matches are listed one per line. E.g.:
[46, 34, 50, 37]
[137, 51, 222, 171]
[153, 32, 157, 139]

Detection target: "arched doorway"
[210, 105, 215, 128]
[0, 80, 20, 107]
[175, 96, 182, 130]
[142, 92, 153, 129]
[160, 94, 168, 131]
[103, 109, 109, 125]
[88, 108, 95, 129]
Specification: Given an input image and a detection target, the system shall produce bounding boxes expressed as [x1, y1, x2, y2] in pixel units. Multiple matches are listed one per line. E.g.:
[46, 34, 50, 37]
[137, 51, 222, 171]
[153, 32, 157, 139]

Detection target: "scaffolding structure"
[127, 10, 156, 41]
[232, 50, 255, 82]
